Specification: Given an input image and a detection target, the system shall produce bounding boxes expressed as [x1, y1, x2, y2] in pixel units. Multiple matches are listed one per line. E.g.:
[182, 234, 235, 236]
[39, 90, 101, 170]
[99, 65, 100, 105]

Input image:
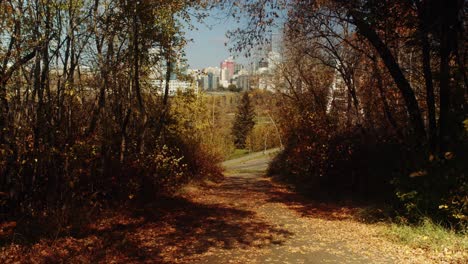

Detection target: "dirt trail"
[1, 150, 436, 263]
[187, 150, 432, 264]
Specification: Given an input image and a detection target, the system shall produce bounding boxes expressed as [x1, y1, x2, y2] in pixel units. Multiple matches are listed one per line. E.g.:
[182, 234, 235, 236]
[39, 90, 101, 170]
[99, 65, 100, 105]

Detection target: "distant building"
[327, 65, 347, 113]
[203, 67, 220, 90]
[267, 51, 281, 72]
[220, 57, 235, 87]
[152, 80, 198, 95]
[198, 75, 210, 90]
[271, 32, 283, 54]
[220, 68, 230, 88]
[234, 69, 251, 91]
[194, 67, 221, 91]
[187, 69, 202, 81]
[204, 66, 220, 75]
[234, 64, 244, 75]
[208, 72, 220, 90]
[252, 57, 269, 75]
[149, 51, 197, 95]
[250, 32, 284, 75]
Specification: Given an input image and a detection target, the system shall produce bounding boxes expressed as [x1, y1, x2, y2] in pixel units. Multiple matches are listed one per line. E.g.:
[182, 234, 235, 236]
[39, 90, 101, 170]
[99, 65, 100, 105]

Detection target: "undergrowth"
[383, 218, 468, 254]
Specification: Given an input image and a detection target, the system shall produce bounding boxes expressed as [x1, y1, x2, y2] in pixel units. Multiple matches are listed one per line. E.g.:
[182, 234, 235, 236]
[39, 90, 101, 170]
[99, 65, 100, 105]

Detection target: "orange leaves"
[0, 221, 16, 237]
[409, 170, 427, 178]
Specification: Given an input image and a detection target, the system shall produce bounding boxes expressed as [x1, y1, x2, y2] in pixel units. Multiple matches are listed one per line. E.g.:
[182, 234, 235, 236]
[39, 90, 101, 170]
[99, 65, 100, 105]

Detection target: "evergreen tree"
[232, 92, 256, 148]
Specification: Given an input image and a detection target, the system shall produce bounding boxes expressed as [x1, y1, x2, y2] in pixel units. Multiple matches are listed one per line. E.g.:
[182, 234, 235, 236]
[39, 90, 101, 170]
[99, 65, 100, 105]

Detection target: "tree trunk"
[417, 2, 437, 151]
[155, 46, 172, 140]
[438, 2, 456, 153]
[374, 60, 401, 137]
[350, 11, 426, 141]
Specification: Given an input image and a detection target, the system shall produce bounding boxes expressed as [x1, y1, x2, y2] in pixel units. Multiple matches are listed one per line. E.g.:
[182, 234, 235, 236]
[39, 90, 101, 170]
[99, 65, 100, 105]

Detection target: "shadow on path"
[266, 189, 360, 221]
[1, 196, 292, 263]
[216, 171, 359, 222]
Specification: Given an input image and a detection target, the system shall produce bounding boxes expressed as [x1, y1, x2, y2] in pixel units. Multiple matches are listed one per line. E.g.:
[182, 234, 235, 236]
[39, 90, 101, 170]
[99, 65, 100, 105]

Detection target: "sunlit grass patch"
[228, 149, 251, 160]
[383, 218, 468, 258]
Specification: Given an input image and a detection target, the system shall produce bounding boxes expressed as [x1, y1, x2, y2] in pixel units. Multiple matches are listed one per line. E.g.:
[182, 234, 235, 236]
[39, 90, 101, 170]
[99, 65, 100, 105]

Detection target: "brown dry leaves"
[1, 155, 466, 263]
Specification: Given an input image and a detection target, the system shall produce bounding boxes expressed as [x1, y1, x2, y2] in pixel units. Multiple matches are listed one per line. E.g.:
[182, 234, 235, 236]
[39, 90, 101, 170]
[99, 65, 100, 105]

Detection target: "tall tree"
[232, 92, 256, 148]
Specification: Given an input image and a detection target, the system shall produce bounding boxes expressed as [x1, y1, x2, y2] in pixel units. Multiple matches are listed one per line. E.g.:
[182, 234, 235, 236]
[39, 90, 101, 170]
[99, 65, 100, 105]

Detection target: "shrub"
[268, 112, 467, 228]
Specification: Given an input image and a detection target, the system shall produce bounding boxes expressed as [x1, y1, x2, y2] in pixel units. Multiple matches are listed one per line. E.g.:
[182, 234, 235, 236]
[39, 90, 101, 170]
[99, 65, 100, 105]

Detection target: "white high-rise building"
[327, 62, 347, 113]
[235, 69, 251, 91]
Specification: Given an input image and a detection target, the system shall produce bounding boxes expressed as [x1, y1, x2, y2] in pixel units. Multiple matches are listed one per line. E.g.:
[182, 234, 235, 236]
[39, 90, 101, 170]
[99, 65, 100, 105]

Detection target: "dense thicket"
[221, 0, 467, 228]
[0, 0, 222, 229]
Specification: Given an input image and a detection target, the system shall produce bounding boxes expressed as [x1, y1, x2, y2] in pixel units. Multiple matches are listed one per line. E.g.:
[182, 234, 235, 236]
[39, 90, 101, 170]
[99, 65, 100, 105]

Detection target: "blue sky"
[183, 8, 285, 70]
[184, 11, 242, 69]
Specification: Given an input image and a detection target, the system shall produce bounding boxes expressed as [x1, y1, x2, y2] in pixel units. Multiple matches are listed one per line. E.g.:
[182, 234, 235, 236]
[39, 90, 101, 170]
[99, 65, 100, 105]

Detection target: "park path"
[186, 150, 431, 264]
[1, 150, 435, 263]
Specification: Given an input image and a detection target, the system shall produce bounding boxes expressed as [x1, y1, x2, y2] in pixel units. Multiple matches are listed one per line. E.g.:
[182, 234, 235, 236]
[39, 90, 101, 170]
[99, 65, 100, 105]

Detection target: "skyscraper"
[199, 75, 209, 90]
[203, 67, 220, 90]
[207, 72, 219, 90]
[220, 57, 235, 87]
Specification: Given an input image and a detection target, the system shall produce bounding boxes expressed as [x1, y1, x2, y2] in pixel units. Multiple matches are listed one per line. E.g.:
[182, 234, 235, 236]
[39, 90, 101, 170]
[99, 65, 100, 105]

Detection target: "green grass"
[227, 149, 251, 160]
[383, 218, 468, 252]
